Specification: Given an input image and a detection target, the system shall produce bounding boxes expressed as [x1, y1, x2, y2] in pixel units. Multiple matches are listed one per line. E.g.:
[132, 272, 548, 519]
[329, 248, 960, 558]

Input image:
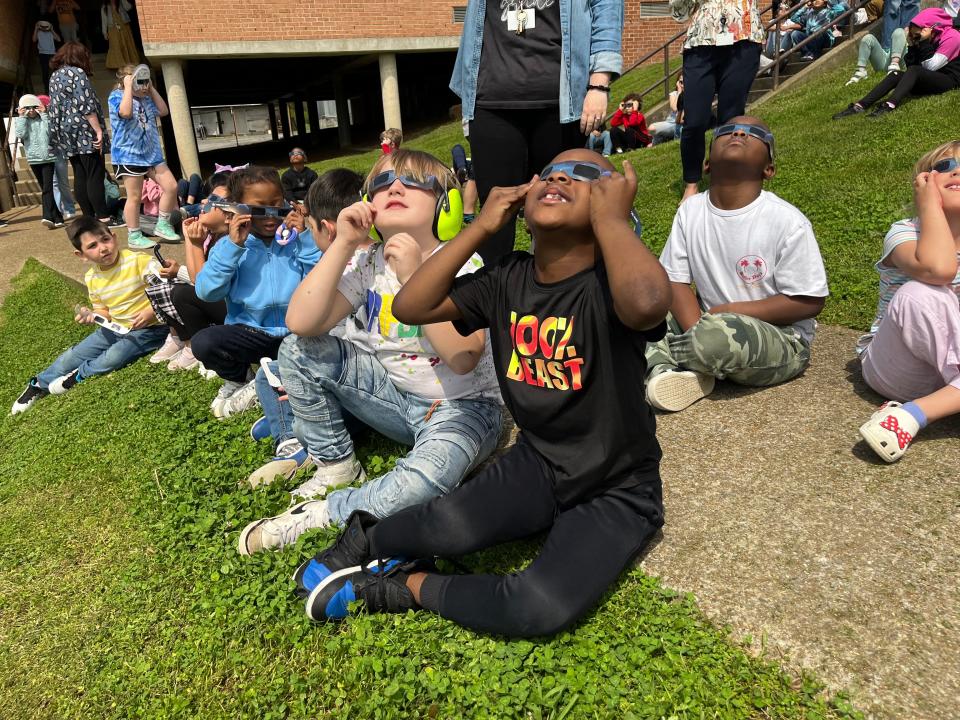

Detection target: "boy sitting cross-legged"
[237, 150, 503, 555]
[293, 149, 672, 639]
[11, 217, 167, 415]
[644, 116, 829, 413]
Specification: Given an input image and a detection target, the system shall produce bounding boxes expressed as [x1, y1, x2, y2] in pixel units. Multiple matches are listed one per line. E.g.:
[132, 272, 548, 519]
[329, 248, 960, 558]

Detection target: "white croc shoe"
[858, 402, 919, 463]
[646, 369, 715, 412]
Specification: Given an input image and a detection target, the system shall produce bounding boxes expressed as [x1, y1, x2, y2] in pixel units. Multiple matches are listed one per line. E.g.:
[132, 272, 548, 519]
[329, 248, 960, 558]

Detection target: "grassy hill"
[2, 59, 956, 718]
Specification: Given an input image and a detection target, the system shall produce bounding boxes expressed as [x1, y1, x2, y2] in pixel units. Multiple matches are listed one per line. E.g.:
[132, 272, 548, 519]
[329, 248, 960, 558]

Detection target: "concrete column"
[334, 77, 352, 149]
[378, 52, 402, 131]
[306, 100, 320, 143]
[294, 100, 307, 138]
[278, 101, 291, 140]
[267, 103, 279, 142]
[160, 59, 200, 178]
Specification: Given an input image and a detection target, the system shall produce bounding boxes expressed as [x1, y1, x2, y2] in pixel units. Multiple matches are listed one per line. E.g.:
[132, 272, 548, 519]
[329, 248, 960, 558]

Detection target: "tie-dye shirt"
[108, 90, 164, 167]
[672, 0, 766, 48]
[856, 218, 960, 355]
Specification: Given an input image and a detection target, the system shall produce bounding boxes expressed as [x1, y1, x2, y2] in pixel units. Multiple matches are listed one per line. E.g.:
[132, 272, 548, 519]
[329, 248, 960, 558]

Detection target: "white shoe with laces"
[237, 499, 331, 555]
[211, 379, 245, 416]
[246, 438, 316, 489]
[150, 333, 184, 363]
[214, 378, 260, 419]
[290, 454, 367, 501]
[168, 345, 199, 371]
[845, 68, 868, 85]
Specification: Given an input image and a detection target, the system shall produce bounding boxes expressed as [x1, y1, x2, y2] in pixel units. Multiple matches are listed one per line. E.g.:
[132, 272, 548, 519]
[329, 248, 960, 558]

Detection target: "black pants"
[191, 323, 283, 382]
[177, 174, 204, 205]
[30, 162, 63, 224]
[680, 41, 762, 183]
[469, 108, 584, 264]
[858, 66, 958, 108]
[609, 126, 648, 152]
[368, 437, 664, 638]
[169, 283, 227, 340]
[39, 53, 54, 90]
[69, 152, 108, 219]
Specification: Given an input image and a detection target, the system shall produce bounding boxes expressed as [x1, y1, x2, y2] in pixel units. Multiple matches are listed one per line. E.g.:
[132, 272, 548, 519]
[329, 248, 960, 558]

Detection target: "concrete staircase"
[13, 52, 115, 208]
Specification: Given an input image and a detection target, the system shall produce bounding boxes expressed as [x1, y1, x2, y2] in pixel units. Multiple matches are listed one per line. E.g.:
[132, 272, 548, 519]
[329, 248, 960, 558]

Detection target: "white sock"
[158, 210, 171, 223]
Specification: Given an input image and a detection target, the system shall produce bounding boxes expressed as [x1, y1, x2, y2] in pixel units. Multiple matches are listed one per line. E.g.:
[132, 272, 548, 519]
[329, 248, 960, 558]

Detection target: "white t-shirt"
[660, 190, 829, 344]
[337, 243, 500, 401]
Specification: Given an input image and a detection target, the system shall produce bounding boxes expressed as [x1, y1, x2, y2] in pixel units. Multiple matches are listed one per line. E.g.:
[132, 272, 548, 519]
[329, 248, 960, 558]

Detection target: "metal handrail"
[1, 10, 37, 209]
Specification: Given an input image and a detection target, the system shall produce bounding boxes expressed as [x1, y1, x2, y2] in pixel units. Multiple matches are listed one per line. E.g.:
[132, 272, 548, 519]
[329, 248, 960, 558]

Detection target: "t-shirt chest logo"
[736, 255, 766, 284]
[506, 311, 585, 391]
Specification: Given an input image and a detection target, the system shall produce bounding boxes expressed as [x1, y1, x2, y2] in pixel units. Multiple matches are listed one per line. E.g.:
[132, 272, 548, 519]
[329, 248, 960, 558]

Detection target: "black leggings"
[609, 126, 649, 151]
[191, 323, 283, 382]
[858, 66, 958, 108]
[680, 41, 762, 184]
[169, 283, 227, 340]
[69, 152, 108, 218]
[368, 437, 664, 638]
[469, 107, 584, 265]
[30, 162, 63, 223]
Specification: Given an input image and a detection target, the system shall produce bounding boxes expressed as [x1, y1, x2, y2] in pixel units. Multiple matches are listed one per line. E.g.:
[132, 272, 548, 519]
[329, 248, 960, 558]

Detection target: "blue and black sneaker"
[305, 558, 425, 622]
[292, 510, 379, 598]
[249, 415, 271, 442]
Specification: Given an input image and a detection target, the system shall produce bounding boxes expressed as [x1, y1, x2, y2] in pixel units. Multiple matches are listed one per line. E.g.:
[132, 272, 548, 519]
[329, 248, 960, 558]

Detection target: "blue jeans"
[255, 360, 297, 449]
[585, 130, 612, 156]
[278, 334, 503, 525]
[36, 325, 167, 388]
[53, 157, 76, 216]
[882, 0, 919, 50]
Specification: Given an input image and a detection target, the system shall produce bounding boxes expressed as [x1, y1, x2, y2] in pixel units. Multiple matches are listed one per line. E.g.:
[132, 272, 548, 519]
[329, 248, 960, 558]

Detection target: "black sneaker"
[305, 558, 423, 622]
[292, 510, 379, 598]
[832, 103, 865, 120]
[0, 219, 9, 228]
[10, 378, 48, 415]
[49, 369, 80, 395]
[106, 215, 126, 229]
[868, 102, 896, 118]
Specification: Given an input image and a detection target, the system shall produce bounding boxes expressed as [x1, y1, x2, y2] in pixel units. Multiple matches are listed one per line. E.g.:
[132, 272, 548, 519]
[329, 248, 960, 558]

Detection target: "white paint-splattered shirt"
[337, 243, 500, 401]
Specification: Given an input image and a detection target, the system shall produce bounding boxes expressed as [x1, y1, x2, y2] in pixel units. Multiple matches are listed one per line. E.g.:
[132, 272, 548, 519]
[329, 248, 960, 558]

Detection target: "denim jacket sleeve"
[195, 237, 244, 302]
[588, 0, 625, 75]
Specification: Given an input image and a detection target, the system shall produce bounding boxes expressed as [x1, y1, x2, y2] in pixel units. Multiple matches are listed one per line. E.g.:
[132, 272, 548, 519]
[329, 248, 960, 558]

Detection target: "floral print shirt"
[671, 0, 766, 48]
[48, 65, 109, 158]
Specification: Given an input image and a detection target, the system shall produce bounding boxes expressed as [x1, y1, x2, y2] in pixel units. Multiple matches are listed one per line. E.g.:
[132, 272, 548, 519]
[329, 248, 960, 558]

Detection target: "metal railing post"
[663, 44, 671, 103]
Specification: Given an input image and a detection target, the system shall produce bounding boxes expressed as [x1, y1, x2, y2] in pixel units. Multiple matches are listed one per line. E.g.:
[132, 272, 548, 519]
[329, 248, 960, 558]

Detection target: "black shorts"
[114, 163, 153, 178]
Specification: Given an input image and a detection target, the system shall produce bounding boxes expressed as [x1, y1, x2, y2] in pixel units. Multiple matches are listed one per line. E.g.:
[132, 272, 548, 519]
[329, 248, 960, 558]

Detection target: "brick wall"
[623, 2, 688, 69]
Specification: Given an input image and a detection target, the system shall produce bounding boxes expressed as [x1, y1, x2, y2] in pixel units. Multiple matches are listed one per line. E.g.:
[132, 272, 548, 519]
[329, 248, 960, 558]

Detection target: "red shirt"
[610, 110, 651, 146]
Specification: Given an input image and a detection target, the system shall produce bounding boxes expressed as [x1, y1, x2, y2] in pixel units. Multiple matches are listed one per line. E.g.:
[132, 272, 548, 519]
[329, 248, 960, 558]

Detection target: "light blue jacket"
[14, 114, 55, 165]
[450, 0, 624, 123]
[195, 234, 320, 337]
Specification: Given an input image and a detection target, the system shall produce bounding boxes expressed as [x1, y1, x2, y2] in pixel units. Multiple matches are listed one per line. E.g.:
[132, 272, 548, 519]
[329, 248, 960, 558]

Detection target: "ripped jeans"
[278, 334, 503, 525]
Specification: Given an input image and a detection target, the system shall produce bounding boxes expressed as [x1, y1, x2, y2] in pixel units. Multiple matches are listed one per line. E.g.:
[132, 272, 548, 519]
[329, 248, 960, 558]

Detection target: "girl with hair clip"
[857, 140, 960, 462]
[108, 64, 180, 248]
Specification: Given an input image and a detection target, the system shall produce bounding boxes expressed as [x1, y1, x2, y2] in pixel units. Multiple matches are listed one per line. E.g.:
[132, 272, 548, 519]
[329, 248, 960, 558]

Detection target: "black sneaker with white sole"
[11, 378, 48, 415]
[49, 369, 80, 395]
[293, 510, 379, 598]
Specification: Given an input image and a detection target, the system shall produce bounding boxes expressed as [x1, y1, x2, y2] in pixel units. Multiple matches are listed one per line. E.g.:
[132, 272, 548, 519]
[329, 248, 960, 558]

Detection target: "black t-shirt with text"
[475, 0, 562, 109]
[450, 252, 665, 506]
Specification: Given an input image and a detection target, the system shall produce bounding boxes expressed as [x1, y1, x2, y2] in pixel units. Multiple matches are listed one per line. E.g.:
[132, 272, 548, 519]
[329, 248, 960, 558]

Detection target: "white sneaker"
[290, 454, 367, 501]
[858, 402, 919, 463]
[246, 438, 316, 489]
[854, 7, 868, 23]
[238, 499, 331, 555]
[845, 68, 868, 86]
[150, 333, 184, 363]
[646, 369, 715, 412]
[758, 54, 775, 71]
[210, 379, 245, 416]
[197, 362, 218, 380]
[213, 378, 260, 419]
[168, 345, 198, 371]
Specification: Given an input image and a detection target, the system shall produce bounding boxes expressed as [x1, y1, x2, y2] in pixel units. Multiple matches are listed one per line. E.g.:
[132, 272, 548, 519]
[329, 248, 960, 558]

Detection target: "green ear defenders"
[363, 170, 464, 242]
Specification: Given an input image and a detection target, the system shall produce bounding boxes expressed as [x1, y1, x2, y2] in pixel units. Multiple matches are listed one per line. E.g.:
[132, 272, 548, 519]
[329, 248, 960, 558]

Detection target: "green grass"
[0, 263, 864, 718]
[311, 61, 955, 331]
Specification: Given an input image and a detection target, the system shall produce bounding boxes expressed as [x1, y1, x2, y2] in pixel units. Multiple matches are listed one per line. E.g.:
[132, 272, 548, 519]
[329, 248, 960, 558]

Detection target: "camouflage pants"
[644, 312, 811, 387]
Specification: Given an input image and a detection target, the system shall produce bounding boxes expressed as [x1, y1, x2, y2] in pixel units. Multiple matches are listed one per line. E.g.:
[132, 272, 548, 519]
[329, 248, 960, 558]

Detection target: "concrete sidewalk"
[1, 206, 958, 718]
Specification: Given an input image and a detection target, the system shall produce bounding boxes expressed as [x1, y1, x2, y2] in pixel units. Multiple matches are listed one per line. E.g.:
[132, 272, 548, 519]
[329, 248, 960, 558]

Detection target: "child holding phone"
[108, 63, 180, 248]
[609, 94, 651, 152]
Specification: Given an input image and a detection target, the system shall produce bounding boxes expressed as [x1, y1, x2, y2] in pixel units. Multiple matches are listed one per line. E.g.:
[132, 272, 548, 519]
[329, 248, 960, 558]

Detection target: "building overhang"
[144, 36, 461, 61]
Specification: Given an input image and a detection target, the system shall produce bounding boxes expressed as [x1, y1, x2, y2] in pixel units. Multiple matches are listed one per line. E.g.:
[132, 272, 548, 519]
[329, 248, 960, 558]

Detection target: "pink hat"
[37, 94, 51, 107]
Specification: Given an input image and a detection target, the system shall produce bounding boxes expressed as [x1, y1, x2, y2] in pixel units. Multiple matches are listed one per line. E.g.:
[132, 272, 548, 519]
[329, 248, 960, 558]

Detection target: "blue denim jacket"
[450, 0, 624, 123]
[195, 234, 320, 337]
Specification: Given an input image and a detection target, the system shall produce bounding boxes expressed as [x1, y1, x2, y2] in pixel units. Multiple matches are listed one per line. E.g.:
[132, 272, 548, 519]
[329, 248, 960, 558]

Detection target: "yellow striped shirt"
[85, 249, 161, 328]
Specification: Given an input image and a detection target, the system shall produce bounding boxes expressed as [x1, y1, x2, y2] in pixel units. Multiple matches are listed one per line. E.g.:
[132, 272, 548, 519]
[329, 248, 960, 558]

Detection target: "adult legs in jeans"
[881, 0, 919, 50]
[469, 108, 584, 264]
[30, 163, 63, 223]
[35, 325, 167, 388]
[680, 41, 761, 189]
[364, 438, 664, 637]
[53, 157, 76, 216]
[278, 334, 502, 523]
[177, 174, 203, 205]
[191, 324, 283, 382]
[644, 312, 811, 386]
[649, 121, 677, 145]
[69, 153, 108, 218]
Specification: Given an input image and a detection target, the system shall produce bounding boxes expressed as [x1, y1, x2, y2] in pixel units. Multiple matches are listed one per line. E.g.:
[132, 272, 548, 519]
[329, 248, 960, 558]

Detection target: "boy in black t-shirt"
[293, 149, 671, 638]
